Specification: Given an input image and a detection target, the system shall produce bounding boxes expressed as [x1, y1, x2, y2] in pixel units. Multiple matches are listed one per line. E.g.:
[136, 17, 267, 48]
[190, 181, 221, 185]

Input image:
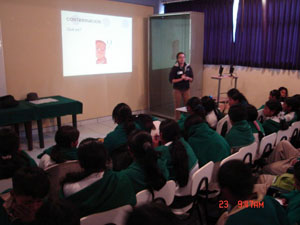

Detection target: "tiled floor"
[21, 117, 117, 164]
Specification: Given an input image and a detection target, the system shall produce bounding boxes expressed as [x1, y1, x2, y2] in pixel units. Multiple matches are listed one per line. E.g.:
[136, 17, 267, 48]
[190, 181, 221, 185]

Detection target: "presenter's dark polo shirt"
[169, 62, 193, 91]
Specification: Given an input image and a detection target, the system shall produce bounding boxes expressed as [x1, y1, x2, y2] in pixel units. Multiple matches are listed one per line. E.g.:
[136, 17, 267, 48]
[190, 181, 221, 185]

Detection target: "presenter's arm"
[186, 66, 194, 82]
[169, 67, 184, 84]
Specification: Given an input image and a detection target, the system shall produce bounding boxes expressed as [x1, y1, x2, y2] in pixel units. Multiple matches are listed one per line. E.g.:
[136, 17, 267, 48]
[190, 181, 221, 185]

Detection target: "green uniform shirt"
[282, 190, 300, 225]
[225, 120, 255, 149]
[120, 159, 169, 194]
[226, 196, 289, 225]
[248, 120, 265, 135]
[61, 170, 136, 217]
[37, 146, 78, 160]
[155, 138, 198, 180]
[187, 123, 231, 167]
[262, 119, 281, 135]
[177, 113, 189, 132]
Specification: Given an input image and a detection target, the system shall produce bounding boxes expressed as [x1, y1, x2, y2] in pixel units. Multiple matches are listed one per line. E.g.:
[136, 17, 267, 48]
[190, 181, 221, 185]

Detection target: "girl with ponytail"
[201, 96, 224, 129]
[103, 103, 137, 154]
[262, 100, 289, 135]
[120, 130, 168, 193]
[156, 119, 198, 196]
[38, 126, 79, 169]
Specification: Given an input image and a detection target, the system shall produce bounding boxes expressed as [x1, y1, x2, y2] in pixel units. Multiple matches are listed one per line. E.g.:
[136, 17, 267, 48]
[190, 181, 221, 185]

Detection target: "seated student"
[216, 160, 289, 225]
[201, 96, 223, 129]
[283, 96, 299, 125]
[227, 88, 248, 107]
[103, 103, 138, 154]
[61, 139, 136, 217]
[262, 100, 289, 135]
[35, 200, 80, 225]
[185, 114, 231, 167]
[177, 96, 203, 131]
[259, 89, 281, 110]
[225, 104, 255, 150]
[279, 86, 288, 102]
[38, 126, 79, 169]
[155, 119, 198, 196]
[120, 130, 169, 193]
[0, 128, 36, 180]
[0, 167, 50, 225]
[246, 104, 265, 141]
[280, 161, 300, 225]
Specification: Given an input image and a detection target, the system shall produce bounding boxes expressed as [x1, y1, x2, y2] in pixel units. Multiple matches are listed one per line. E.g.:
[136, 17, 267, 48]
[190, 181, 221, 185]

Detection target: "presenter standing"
[169, 52, 193, 120]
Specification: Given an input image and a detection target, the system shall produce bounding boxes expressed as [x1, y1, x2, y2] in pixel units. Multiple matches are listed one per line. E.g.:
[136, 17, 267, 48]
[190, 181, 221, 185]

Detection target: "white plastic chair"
[80, 205, 132, 225]
[172, 161, 214, 215]
[0, 178, 12, 193]
[220, 151, 244, 167]
[257, 133, 277, 158]
[135, 180, 176, 207]
[239, 142, 258, 164]
[216, 115, 231, 136]
[275, 129, 292, 146]
[290, 121, 300, 141]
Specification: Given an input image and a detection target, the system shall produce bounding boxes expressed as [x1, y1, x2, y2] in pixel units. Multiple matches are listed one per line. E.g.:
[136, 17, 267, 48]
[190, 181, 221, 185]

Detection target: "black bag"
[0, 95, 19, 109]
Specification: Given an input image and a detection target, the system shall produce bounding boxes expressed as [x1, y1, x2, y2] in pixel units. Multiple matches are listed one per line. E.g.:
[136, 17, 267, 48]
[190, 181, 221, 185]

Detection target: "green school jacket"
[61, 170, 136, 218]
[120, 159, 169, 194]
[187, 123, 231, 167]
[262, 119, 281, 135]
[282, 190, 300, 225]
[0, 197, 35, 225]
[155, 138, 198, 180]
[258, 104, 265, 110]
[177, 113, 189, 132]
[225, 120, 255, 149]
[37, 146, 78, 160]
[248, 120, 265, 135]
[225, 196, 289, 225]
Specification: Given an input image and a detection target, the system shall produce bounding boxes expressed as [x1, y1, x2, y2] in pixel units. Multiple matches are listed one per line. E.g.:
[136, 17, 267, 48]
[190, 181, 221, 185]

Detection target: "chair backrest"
[191, 161, 214, 196]
[45, 160, 82, 199]
[257, 133, 277, 158]
[80, 205, 132, 225]
[0, 178, 12, 193]
[220, 151, 244, 167]
[216, 115, 231, 136]
[257, 109, 264, 123]
[135, 180, 176, 207]
[239, 142, 258, 164]
[291, 121, 300, 140]
[275, 129, 291, 146]
[154, 180, 176, 206]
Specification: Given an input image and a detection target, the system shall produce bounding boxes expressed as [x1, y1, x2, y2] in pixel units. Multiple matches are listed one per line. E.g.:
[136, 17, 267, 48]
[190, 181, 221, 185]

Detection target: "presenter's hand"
[182, 74, 187, 80]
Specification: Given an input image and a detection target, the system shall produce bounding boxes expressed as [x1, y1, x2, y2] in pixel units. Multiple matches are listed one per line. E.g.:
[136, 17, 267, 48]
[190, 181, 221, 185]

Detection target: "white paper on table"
[176, 106, 187, 113]
[29, 98, 58, 105]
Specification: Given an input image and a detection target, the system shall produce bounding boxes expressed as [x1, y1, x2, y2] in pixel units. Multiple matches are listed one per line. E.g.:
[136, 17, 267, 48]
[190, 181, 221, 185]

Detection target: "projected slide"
[61, 10, 132, 76]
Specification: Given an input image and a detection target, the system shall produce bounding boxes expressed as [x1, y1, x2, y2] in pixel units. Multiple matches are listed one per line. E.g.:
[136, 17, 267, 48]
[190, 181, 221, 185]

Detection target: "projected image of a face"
[96, 40, 107, 64]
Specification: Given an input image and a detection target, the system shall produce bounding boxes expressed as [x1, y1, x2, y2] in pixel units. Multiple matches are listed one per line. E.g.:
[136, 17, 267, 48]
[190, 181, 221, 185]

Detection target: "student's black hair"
[227, 88, 240, 98]
[159, 119, 189, 187]
[135, 114, 155, 133]
[36, 200, 80, 225]
[128, 130, 166, 191]
[230, 92, 248, 105]
[201, 96, 223, 120]
[50, 126, 79, 164]
[265, 100, 289, 131]
[294, 161, 300, 183]
[246, 104, 258, 122]
[218, 160, 257, 201]
[176, 52, 185, 59]
[13, 167, 50, 199]
[279, 86, 288, 97]
[61, 140, 108, 185]
[269, 89, 281, 100]
[284, 97, 298, 112]
[0, 128, 32, 179]
[186, 97, 206, 119]
[228, 103, 247, 123]
[126, 202, 181, 225]
[184, 114, 206, 138]
[112, 103, 136, 135]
